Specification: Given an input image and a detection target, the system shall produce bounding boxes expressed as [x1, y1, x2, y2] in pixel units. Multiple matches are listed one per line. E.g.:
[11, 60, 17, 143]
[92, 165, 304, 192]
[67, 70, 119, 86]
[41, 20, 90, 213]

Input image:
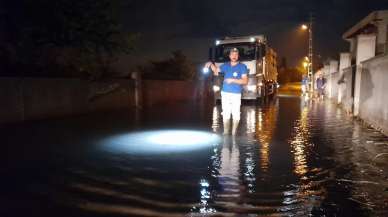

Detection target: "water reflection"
[255, 102, 278, 173]
[207, 99, 329, 215]
[216, 136, 241, 205]
[4, 95, 388, 217]
[246, 107, 256, 134]
[197, 179, 216, 214]
[207, 101, 281, 213]
[290, 104, 311, 176]
[211, 106, 220, 133]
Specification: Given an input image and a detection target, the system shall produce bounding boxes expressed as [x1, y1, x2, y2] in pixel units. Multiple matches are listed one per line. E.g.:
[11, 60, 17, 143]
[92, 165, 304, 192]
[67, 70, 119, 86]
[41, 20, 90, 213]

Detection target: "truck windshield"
[215, 43, 256, 62]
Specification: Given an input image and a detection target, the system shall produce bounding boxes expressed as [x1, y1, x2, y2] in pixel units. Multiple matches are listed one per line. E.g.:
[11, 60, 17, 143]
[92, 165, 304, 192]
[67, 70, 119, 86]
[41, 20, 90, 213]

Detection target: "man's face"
[229, 51, 239, 62]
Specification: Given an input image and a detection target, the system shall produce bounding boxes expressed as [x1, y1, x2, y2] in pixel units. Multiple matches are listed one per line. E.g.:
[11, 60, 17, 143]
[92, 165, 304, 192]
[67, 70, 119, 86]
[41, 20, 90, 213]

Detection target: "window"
[215, 43, 257, 62]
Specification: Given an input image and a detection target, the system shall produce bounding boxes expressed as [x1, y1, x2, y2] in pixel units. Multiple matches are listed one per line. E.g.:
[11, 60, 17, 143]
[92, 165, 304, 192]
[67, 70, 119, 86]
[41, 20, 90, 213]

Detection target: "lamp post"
[301, 14, 314, 94]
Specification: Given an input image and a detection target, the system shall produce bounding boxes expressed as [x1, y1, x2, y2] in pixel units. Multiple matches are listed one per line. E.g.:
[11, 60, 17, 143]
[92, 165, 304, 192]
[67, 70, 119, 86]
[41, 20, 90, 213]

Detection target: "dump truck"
[207, 35, 278, 101]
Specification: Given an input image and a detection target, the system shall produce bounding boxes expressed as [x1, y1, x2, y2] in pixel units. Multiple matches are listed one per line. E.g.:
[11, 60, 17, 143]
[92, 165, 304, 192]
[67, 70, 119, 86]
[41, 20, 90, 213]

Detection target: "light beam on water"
[100, 130, 221, 154]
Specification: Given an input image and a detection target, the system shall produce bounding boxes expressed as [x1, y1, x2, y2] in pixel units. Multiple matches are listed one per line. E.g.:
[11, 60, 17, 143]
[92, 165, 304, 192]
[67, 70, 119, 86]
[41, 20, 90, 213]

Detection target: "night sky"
[117, 0, 388, 71]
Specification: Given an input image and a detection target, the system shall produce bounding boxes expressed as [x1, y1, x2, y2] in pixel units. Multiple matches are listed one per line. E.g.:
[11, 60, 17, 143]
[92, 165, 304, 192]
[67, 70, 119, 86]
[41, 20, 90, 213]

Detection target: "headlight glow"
[213, 85, 220, 92]
[247, 85, 257, 92]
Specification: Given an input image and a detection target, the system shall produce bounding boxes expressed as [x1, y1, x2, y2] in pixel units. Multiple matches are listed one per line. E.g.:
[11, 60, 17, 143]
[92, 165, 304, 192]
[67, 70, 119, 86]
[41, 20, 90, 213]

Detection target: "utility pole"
[308, 13, 314, 94]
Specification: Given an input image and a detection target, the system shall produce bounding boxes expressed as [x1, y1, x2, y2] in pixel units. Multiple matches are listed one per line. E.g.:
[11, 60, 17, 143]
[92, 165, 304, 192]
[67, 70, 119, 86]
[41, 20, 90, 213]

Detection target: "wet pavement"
[1, 93, 388, 217]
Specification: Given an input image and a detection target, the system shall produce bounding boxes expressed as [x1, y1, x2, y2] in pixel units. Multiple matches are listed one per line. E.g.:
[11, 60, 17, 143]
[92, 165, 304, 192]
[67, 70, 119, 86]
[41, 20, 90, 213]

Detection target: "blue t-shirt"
[220, 62, 248, 93]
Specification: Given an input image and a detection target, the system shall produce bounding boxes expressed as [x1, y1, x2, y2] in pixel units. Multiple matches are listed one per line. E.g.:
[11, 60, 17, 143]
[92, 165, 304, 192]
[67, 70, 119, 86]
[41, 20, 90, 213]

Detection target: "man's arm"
[225, 74, 248, 85]
[205, 62, 221, 76]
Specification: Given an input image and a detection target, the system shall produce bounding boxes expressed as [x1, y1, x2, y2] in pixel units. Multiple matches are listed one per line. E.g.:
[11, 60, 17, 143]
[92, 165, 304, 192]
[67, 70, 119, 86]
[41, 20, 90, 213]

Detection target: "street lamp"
[303, 61, 308, 71]
[301, 14, 314, 94]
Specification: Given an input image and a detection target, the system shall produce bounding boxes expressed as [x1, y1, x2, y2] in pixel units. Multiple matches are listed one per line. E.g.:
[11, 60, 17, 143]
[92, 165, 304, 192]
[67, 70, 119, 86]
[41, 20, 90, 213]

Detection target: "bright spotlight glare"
[100, 130, 221, 155]
[202, 67, 210, 74]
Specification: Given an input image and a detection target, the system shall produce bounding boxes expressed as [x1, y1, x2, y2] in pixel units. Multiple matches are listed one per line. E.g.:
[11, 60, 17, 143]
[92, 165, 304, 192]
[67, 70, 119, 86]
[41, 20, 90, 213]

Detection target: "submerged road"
[1, 91, 388, 217]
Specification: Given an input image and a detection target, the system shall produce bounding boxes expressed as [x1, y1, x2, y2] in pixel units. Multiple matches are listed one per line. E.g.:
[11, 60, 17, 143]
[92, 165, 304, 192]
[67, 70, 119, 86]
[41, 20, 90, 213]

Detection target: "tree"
[0, 0, 137, 78]
[139, 50, 196, 81]
[277, 67, 304, 84]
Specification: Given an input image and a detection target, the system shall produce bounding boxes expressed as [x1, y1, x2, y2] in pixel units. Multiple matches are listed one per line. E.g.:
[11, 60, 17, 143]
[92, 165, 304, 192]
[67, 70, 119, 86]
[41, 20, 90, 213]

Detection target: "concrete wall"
[338, 53, 351, 104]
[0, 78, 205, 124]
[341, 66, 355, 113]
[354, 34, 377, 116]
[142, 80, 203, 107]
[321, 61, 339, 100]
[337, 11, 388, 135]
[327, 61, 339, 99]
[358, 55, 388, 134]
[0, 78, 135, 123]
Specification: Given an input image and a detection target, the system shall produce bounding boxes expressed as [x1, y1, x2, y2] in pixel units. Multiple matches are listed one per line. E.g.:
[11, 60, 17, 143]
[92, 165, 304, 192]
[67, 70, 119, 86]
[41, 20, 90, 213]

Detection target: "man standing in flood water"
[205, 48, 248, 135]
[316, 73, 326, 100]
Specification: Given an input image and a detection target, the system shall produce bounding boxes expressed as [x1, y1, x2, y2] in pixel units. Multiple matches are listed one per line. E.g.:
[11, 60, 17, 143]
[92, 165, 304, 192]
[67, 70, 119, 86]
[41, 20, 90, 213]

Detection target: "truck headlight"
[213, 85, 220, 92]
[247, 85, 256, 92]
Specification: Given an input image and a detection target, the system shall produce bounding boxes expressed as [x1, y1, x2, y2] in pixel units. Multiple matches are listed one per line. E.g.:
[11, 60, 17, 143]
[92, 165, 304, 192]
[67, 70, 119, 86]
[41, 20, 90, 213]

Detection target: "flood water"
[1, 94, 388, 217]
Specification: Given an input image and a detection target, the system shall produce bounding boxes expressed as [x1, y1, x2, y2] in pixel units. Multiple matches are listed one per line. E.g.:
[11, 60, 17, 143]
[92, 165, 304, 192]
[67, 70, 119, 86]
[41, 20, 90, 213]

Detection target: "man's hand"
[204, 62, 220, 76]
[204, 62, 213, 68]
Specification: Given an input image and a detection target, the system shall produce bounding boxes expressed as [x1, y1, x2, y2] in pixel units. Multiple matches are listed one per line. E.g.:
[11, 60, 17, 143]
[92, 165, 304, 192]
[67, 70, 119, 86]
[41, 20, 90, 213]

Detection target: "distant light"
[247, 85, 256, 92]
[301, 24, 308, 30]
[215, 40, 221, 45]
[100, 130, 221, 155]
[258, 82, 263, 87]
[250, 37, 255, 42]
[202, 67, 210, 74]
[277, 84, 280, 88]
[213, 85, 220, 92]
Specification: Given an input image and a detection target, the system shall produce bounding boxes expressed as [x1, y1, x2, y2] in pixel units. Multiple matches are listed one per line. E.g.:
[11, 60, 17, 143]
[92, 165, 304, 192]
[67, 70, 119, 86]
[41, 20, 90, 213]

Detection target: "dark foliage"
[0, 0, 136, 78]
[138, 50, 196, 81]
